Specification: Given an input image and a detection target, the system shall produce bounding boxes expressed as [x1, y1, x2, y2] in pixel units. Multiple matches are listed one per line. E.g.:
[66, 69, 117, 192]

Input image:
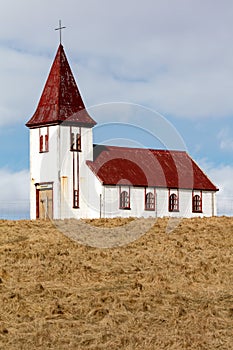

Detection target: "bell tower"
[26, 44, 96, 219]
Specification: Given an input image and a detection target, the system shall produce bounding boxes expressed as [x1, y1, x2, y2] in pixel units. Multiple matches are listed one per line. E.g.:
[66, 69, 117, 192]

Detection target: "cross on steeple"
[55, 20, 66, 44]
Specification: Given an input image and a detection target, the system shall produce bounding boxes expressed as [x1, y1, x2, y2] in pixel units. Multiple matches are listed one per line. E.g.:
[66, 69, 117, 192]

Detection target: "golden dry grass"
[0, 216, 233, 349]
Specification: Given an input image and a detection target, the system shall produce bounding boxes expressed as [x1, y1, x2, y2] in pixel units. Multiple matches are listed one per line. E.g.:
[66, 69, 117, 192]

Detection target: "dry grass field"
[0, 216, 233, 350]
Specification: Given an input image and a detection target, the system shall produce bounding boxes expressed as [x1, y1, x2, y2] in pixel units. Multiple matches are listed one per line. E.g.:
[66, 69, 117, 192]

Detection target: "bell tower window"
[39, 127, 49, 153]
[70, 127, 81, 152]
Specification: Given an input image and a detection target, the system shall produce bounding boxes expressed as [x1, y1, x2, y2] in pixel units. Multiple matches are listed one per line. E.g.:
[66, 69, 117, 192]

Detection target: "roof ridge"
[94, 144, 186, 153]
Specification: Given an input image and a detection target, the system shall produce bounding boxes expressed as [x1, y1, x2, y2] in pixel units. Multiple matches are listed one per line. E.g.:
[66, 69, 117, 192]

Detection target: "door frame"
[35, 182, 54, 219]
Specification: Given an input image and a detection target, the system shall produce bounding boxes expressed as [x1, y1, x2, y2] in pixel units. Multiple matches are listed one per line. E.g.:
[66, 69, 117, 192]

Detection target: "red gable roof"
[26, 44, 96, 128]
[87, 145, 218, 191]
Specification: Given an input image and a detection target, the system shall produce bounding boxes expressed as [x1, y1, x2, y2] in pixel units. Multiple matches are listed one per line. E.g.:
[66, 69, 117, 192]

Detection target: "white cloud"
[0, 46, 51, 126]
[197, 159, 233, 216]
[0, 168, 29, 219]
[1, 0, 233, 126]
[218, 129, 233, 151]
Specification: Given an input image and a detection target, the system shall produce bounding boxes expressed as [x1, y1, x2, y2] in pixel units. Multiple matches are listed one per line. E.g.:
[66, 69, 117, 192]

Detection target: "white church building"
[26, 44, 218, 220]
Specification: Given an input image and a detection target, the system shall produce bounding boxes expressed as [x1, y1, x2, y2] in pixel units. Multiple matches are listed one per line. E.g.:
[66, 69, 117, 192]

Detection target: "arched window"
[120, 190, 130, 209]
[169, 193, 179, 212]
[145, 192, 155, 210]
[193, 194, 202, 212]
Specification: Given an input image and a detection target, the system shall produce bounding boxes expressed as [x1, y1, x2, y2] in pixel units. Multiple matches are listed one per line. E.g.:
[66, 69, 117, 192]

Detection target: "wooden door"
[38, 189, 53, 219]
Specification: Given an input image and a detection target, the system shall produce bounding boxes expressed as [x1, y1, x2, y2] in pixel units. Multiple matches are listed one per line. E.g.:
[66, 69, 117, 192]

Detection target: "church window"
[39, 127, 49, 153]
[169, 193, 179, 212]
[192, 194, 202, 212]
[145, 191, 155, 210]
[39, 135, 43, 153]
[45, 134, 49, 152]
[70, 127, 81, 151]
[73, 189, 79, 208]
[119, 188, 130, 209]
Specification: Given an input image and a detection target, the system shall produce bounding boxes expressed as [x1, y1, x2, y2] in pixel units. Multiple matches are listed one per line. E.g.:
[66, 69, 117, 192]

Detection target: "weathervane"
[55, 20, 66, 44]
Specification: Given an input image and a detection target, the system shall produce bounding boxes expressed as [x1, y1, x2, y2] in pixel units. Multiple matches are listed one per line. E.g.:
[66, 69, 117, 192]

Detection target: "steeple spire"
[26, 45, 96, 128]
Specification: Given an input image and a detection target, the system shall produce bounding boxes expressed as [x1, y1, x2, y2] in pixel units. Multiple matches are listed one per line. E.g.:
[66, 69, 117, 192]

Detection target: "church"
[26, 44, 218, 220]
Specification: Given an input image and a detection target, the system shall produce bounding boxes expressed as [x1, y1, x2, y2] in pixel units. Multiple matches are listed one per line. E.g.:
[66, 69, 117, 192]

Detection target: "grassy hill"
[0, 217, 233, 349]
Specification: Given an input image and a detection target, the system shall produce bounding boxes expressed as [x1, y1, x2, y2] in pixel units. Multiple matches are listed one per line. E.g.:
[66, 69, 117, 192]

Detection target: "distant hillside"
[0, 217, 233, 350]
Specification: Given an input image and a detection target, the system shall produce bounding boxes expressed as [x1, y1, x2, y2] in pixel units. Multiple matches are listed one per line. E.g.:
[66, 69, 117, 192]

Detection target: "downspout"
[100, 194, 102, 218]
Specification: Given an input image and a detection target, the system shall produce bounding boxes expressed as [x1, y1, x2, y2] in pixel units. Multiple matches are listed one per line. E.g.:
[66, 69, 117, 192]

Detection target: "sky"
[0, 0, 233, 218]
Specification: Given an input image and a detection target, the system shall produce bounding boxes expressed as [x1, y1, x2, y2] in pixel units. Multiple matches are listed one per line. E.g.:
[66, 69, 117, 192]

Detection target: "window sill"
[145, 208, 155, 211]
[192, 210, 203, 213]
[169, 210, 179, 213]
[119, 207, 131, 210]
[39, 150, 49, 153]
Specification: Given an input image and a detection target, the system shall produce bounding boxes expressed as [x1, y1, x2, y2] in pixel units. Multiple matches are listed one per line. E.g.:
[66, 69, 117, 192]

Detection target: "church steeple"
[26, 44, 96, 128]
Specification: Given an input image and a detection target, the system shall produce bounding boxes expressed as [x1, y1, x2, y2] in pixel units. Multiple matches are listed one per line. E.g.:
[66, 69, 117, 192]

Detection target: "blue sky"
[1, 0, 233, 217]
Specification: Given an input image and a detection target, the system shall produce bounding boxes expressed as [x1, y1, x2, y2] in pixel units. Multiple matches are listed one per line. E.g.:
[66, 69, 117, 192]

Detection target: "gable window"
[70, 127, 81, 151]
[169, 193, 179, 212]
[39, 127, 49, 153]
[119, 187, 130, 209]
[192, 193, 202, 212]
[145, 190, 155, 210]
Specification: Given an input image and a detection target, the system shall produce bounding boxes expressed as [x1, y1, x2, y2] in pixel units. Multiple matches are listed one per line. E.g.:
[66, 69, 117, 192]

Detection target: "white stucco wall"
[29, 124, 217, 220]
[29, 125, 60, 219]
[59, 125, 102, 219]
[29, 124, 99, 219]
[99, 186, 217, 218]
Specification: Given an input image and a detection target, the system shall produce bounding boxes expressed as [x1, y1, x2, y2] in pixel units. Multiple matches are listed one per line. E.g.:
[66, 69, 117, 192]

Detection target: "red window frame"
[192, 191, 202, 213]
[39, 135, 43, 153]
[39, 127, 49, 153]
[45, 134, 49, 152]
[73, 189, 79, 208]
[119, 187, 130, 209]
[70, 127, 81, 152]
[145, 189, 155, 211]
[76, 133, 81, 151]
[169, 190, 179, 212]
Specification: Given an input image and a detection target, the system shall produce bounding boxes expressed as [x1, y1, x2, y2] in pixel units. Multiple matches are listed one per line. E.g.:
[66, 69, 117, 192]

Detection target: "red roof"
[26, 44, 96, 128]
[87, 145, 218, 191]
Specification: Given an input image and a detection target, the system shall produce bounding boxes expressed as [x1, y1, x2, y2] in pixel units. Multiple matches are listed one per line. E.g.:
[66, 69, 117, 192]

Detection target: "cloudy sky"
[1, 0, 233, 217]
